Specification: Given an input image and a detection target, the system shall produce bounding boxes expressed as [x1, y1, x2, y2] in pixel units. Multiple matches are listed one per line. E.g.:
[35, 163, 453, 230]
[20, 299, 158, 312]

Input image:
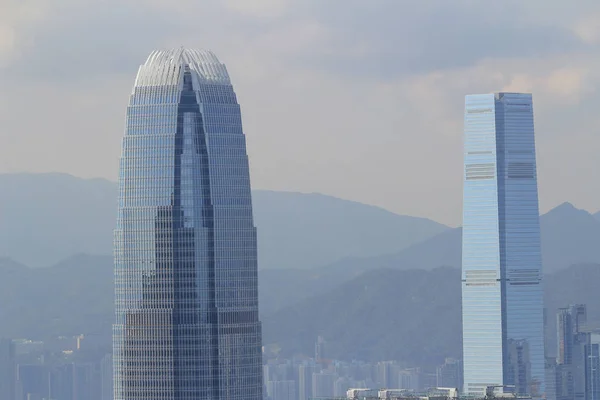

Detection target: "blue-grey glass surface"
[584, 334, 600, 400]
[113, 49, 263, 400]
[462, 93, 545, 398]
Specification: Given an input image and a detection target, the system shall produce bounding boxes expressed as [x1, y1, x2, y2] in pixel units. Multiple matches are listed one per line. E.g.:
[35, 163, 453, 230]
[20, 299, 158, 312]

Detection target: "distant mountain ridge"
[314, 201, 600, 275]
[252, 190, 448, 270]
[0, 173, 447, 268]
[0, 173, 117, 268]
[262, 263, 600, 365]
[1, 174, 599, 366]
[1, 173, 599, 275]
[1, 254, 598, 368]
[258, 202, 600, 315]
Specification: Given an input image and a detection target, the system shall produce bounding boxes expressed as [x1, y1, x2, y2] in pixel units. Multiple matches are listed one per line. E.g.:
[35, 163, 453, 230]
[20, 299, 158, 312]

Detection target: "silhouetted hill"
[252, 190, 448, 270]
[0, 173, 117, 268]
[0, 254, 113, 340]
[1, 174, 599, 275]
[262, 263, 600, 366]
[259, 203, 600, 318]
[253, 202, 600, 315]
[540, 203, 600, 272]
[544, 263, 600, 356]
[259, 264, 370, 315]
[315, 202, 600, 276]
[0, 173, 447, 268]
[263, 267, 462, 366]
[0, 255, 599, 366]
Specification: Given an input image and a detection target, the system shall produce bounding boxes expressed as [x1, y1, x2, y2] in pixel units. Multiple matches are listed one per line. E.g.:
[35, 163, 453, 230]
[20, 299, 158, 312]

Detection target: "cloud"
[0, 1, 188, 83]
[3, 1, 591, 83]
[1, 0, 600, 225]
[0, 25, 16, 61]
[573, 13, 600, 44]
[222, 0, 291, 18]
[261, 1, 589, 80]
[0, 0, 46, 63]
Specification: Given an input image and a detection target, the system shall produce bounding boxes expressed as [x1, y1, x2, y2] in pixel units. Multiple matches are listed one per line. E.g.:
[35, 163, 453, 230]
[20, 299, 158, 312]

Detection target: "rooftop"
[134, 48, 231, 88]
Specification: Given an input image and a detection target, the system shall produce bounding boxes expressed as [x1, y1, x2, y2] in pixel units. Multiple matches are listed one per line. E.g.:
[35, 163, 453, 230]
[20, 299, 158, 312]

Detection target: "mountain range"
[258, 202, 600, 316]
[0, 172, 600, 366]
[2, 173, 600, 276]
[263, 263, 600, 366]
[0, 173, 446, 269]
[1, 254, 598, 369]
[288, 202, 600, 285]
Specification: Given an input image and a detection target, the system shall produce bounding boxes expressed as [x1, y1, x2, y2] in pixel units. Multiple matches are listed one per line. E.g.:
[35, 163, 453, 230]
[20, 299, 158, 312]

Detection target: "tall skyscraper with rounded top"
[113, 48, 263, 400]
[462, 93, 545, 398]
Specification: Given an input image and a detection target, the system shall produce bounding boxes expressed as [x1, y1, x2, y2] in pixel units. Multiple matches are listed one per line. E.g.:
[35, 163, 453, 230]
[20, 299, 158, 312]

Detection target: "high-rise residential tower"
[555, 304, 589, 400]
[462, 93, 545, 398]
[0, 339, 15, 400]
[557, 304, 587, 365]
[113, 48, 263, 400]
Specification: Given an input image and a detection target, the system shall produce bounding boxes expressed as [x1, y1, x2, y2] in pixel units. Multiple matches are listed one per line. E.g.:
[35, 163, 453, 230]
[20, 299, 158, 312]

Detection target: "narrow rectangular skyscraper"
[462, 93, 545, 398]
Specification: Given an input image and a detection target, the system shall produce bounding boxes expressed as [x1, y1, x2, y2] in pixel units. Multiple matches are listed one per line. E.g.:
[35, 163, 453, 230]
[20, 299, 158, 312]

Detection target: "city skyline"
[461, 93, 545, 397]
[3, 1, 600, 226]
[113, 48, 263, 399]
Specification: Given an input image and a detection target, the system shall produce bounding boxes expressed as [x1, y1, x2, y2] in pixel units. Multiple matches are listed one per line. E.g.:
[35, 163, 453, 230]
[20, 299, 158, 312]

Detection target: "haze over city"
[3, 0, 600, 226]
[3, 1, 600, 400]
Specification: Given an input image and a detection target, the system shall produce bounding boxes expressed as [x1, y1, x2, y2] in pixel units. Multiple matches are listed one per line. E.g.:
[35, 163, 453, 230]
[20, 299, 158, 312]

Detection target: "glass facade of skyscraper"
[462, 93, 545, 398]
[113, 49, 263, 400]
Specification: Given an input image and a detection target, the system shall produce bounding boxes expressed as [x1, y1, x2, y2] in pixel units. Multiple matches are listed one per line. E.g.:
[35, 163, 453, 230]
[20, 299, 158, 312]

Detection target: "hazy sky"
[1, 0, 600, 226]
